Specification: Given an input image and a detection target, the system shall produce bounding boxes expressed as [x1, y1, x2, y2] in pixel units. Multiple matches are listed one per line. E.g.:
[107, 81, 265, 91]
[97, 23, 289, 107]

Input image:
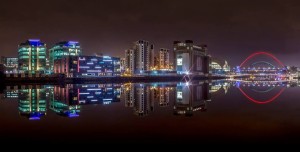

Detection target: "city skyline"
[1, 0, 300, 66]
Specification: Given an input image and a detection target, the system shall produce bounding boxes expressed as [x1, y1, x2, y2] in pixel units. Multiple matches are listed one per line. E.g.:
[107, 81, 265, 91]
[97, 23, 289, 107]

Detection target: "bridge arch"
[251, 61, 276, 68]
[239, 52, 284, 68]
[250, 86, 275, 93]
[238, 87, 285, 104]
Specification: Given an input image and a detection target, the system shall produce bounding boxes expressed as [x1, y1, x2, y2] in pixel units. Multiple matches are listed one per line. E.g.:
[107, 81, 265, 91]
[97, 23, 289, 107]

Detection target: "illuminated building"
[54, 56, 121, 77]
[158, 87, 170, 107]
[210, 82, 230, 94]
[49, 85, 80, 117]
[125, 49, 135, 75]
[53, 84, 121, 105]
[48, 84, 120, 117]
[174, 82, 211, 116]
[122, 83, 153, 116]
[159, 48, 170, 70]
[1, 56, 18, 73]
[3, 86, 19, 99]
[123, 83, 135, 107]
[120, 57, 126, 74]
[4, 90, 18, 98]
[50, 101, 80, 117]
[134, 84, 153, 116]
[18, 87, 46, 120]
[125, 40, 154, 75]
[211, 57, 230, 75]
[154, 56, 159, 69]
[134, 40, 154, 74]
[49, 41, 81, 72]
[173, 40, 210, 75]
[76, 84, 121, 105]
[18, 39, 46, 74]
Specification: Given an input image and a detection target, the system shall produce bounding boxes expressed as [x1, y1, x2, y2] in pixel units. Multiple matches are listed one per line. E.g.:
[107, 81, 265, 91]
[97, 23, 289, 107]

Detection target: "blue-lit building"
[18, 39, 47, 74]
[18, 87, 47, 120]
[52, 84, 121, 106]
[49, 41, 81, 73]
[74, 84, 121, 105]
[49, 86, 80, 117]
[54, 56, 121, 77]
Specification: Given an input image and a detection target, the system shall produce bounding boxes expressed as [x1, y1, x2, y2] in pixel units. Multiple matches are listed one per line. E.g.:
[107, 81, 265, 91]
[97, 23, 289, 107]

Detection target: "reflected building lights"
[18, 86, 47, 120]
[174, 82, 211, 116]
[0, 81, 258, 119]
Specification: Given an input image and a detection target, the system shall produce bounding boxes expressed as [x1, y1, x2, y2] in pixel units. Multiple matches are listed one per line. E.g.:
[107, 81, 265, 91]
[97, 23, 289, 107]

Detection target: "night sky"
[1, 0, 300, 66]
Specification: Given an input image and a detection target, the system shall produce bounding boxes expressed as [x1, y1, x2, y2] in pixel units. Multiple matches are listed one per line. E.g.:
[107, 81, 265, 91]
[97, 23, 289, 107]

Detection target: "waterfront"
[0, 80, 300, 144]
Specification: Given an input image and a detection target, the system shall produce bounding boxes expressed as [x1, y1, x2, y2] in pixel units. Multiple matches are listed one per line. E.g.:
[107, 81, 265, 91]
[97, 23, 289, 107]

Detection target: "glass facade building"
[49, 41, 81, 72]
[18, 87, 46, 120]
[18, 39, 46, 74]
[54, 56, 121, 77]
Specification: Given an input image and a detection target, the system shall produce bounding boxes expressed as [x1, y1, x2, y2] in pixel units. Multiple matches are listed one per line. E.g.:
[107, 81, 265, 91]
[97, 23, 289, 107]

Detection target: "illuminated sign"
[177, 58, 182, 65]
[177, 91, 183, 99]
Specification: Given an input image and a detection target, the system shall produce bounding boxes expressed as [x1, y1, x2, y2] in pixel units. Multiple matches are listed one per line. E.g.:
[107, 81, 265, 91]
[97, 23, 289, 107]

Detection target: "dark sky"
[1, 0, 300, 66]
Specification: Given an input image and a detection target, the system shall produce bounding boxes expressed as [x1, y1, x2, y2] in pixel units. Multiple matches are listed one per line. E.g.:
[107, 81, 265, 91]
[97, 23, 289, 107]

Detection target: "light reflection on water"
[1, 80, 300, 143]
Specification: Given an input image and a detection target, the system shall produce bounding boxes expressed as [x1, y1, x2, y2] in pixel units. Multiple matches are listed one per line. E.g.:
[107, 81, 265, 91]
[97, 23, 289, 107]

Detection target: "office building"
[173, 40, 210, 75]
[18, 39, 47, 74]
[122, 83, 153, 116]
[123, 83, 135, 107]
[49, 85, 80, 117]
[1, 56, 18, 73]
[159, 48, 170, 70]
[124, 49, 135, 75]
[133, 40, 154, 74]
[49, 41, 81, 72]
[52, 84, 121, 105]
[152, 86, 171, 107]
[124, 40, 154, 75]
[153, 56, 159, 70]
[120, 57, 126, 74]
[18, 87, 46, 120]
[54, 56, 121, 77]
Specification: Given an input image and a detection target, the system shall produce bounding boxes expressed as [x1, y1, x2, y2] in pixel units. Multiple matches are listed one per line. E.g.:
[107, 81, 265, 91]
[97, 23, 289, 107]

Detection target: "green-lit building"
[18, 39, 47, 74]
[18, 88, 47, 120]
[49, 41, 81, 72]
[49, 86, 80, 117]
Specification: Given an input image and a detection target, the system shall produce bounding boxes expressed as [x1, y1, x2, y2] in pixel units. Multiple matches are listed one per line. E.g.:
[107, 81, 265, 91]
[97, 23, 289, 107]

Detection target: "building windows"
[177, 58, 182, 65]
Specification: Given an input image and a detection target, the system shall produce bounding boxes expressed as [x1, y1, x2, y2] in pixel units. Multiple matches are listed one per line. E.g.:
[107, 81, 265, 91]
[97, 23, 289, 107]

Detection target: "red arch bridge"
[234, 51, 287, 74]
[232, 80, 287, 104]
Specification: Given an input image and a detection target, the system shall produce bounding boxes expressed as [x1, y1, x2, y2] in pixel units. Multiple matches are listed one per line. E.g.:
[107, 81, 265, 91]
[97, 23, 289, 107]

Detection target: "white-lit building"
[173, 40, 210, 75]
[124, 40, 154, 75]
[210, 58, 230, 74]
[133, 40, 154, 74]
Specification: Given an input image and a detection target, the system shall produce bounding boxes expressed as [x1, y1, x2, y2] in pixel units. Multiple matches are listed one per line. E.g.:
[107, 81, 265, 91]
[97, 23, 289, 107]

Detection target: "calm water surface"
[1, 80, 300, 144]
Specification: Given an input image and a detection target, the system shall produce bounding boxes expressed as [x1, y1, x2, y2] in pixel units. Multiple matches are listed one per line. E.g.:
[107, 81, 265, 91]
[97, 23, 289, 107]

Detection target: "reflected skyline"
[2, 80, 297, 120]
